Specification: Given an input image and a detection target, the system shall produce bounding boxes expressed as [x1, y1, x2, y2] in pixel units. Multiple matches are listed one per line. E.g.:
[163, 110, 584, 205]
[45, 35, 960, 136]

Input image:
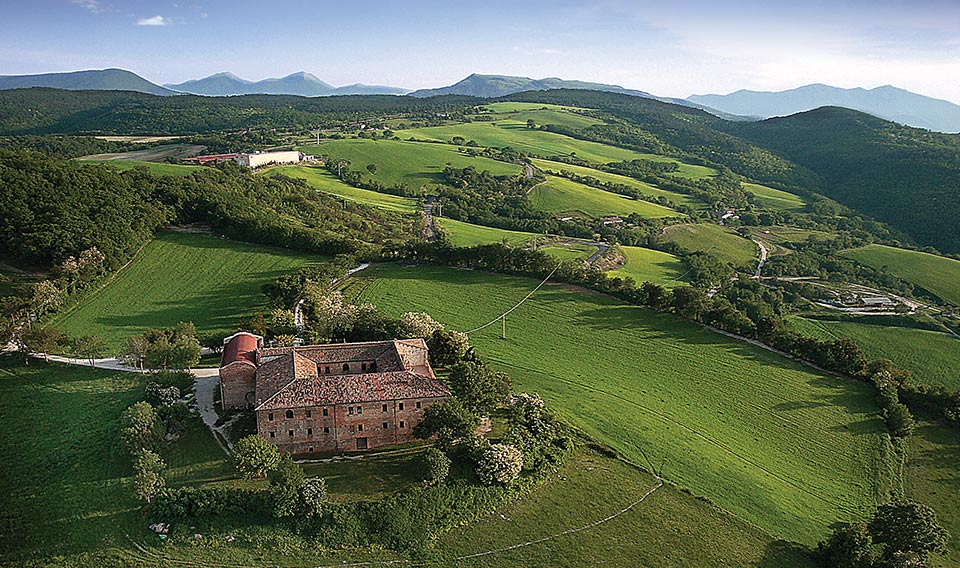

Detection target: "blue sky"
[2, 0, 959, 102]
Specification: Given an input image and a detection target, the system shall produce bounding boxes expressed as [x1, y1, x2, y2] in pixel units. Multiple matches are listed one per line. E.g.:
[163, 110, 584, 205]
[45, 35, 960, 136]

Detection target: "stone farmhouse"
[218, 332, 450, 453]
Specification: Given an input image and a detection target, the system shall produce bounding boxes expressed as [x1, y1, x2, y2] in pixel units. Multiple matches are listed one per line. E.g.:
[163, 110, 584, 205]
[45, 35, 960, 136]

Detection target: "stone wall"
[219, 362, 256, 410]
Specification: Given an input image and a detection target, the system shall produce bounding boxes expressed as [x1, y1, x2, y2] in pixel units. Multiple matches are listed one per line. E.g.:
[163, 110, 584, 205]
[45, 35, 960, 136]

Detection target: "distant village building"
[219, 332, 450, 454]
[184, 150, 305, 168]
[601, 216, 624, 226]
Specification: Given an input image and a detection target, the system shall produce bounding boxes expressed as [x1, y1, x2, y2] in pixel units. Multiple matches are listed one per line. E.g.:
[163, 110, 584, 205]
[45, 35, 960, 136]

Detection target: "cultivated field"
[531, 158, 704, 209]
[269, 165, 418, 213]
[540, 242, 596, 262]
[905, 421, 960, 568]
[843, 244, 960, 306]
[51, 231, 321, 348]
[77, 143, 204, 162]
[743, 182, 807, 211]
[436, 218, 537, 247]
[529, 176, 683, 218]
[298, 138, 521, 189]
[609, 245, 688, 286]
[660, 223, 758, 267]
[787, 315, 960, 391]
[354, 263, 890, 543]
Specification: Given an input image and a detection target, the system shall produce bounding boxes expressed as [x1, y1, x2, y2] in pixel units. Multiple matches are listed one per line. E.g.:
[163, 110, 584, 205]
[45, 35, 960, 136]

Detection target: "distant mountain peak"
[0, 68, 175, 96]
[164, 71, 406, 97]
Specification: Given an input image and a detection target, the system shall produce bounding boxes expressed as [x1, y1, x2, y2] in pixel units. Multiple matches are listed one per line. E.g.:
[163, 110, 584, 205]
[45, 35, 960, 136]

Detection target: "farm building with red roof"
[219, 335, 449, 453]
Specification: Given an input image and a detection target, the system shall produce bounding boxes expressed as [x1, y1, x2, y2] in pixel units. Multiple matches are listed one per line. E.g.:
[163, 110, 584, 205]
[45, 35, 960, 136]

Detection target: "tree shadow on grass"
[758, 539, 815, 568]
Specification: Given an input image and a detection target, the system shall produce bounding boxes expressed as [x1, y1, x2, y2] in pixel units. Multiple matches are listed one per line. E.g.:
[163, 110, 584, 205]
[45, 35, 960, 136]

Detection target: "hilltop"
[0, 69, 175, 96]
[165, 71, 409, 97]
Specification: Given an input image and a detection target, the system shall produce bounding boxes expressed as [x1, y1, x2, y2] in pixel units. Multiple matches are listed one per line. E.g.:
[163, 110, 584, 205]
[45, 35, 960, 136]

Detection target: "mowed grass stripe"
[51, 232, 321, 348]
[843, 244, 960, 306]
[357, 264, 887, 543]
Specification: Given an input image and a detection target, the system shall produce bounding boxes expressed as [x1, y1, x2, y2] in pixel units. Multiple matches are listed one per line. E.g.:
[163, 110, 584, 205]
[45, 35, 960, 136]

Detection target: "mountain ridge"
[165, 71, 409, 97]
[0, 69, 175, 96]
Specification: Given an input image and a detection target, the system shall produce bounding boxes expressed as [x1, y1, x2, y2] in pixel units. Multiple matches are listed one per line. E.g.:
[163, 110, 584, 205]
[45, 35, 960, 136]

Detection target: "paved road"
[423, 196, 438, 241]
[752, 239, 768, 279]
[30, 352, 220, 377]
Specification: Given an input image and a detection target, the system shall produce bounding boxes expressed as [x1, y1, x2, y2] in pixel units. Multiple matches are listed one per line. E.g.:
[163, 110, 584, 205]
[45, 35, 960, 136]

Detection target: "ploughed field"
[51, 231, 321, 349]
[352, 263, 891, 544]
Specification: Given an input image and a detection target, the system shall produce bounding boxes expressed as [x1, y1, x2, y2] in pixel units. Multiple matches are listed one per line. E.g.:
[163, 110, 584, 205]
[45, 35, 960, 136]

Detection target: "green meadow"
[436, 217, 537, 247]
[540, 242, 597, 262]
[743, 182, 807, 211]
[51, 231, 320, 348]
[298, 138, 521, 189]
[609, 245, 688, 286]
[787, 315, 960, 391]
[269, 164, 418, 213]
[529, 176, 683, 218]
[843, 244, 960, 306]
[89, 159, 202, 176]
[356, 263, 889, 543]
[660, 223, 759, 267]
[905, 421, 960, 568]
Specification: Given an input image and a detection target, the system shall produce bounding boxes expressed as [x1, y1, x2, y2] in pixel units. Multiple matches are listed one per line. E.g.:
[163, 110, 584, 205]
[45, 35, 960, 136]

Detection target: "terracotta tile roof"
[256, 370, 451, 410]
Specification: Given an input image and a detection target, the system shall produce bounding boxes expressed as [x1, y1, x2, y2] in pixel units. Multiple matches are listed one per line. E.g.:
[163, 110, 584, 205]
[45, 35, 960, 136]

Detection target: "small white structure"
[236, 151, 302, 168]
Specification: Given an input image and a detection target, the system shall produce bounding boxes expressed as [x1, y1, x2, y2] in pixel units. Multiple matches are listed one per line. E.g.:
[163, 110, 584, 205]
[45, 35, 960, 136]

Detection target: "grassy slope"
[480, 102, 605, 130]
[843, 244, 960, 306]
[530, 176, 683, 219]
[661, 223, 758, 267]
[436, 218, 537, 247]
[397, 122, 715, 179]
[531, 158, 704, 209]
[743, 182, 807, 211]
[787, 316, 960, 391]
[610, 245, 688, 287]
[51, 231, 320, 348]
[540, 243, 596, 262]
[298, 138, 521, 189]
[904, 421, 960, 568]
[269, 165, 418, 213]
[91, 160, 203, 176]
[356, 264, 888, 543]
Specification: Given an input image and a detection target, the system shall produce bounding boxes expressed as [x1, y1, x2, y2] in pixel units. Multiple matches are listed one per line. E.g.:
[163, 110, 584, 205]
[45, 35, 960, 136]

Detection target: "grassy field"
[609, 245, 688, 286]
[531, 158, 704, 209]
[298, 138, 521, 190]
[530, 176, 683, 219]
[268, 165, 418, 213]
[89, 159, 203, 176]
[540, 242, 596, 262]
[743, 182, 807, 211]
[843, 244, 960, 306]
[436, 217, 537, 247]
[905, 421, 960, 568]
[354, 263, 889, 543]
[50, 231, 321, 349]
[480, 102, 605, 130]
[397, 122, 715, 179]
[787, 315, 960, 391]
[78, 143, 204, 162]
[661, 223, 758, 267]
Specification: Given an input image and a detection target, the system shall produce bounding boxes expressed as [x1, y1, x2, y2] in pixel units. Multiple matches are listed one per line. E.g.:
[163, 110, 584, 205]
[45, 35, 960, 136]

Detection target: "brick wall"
[256, 396, 445, 454]
[219, 362, 256, 410]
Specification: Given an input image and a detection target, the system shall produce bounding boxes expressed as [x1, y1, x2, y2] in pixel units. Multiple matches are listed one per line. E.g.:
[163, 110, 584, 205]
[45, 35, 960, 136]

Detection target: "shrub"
[412, 398, 479, 451]
[132, 449, 166, 504]
[398, 312, 443, 339]
[884, 404, 916, 439]
[429, 329, 471, 367]
[416, 448, 451, 486]
[232, 434, 280, 478]
[119, 401, 162, 454]
[269, 456, 306, 518]
[151, 487, 270, 518]
[817, 522, 877, 568]
[476, 444, 523, 486]
[301, 478, 328, 518]
[145, 382, 181, 407]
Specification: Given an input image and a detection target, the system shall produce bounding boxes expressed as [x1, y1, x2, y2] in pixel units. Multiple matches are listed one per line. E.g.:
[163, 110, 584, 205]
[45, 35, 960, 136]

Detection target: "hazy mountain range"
[689, 84, 960, 133]
[3, 68, 960, 132]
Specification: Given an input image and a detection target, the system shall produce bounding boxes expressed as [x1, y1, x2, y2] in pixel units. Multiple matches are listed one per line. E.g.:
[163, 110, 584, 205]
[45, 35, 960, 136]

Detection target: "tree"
[141, 322, 201, 370]
[232, 434, 281, 478]
[366, 163, 378, 174]
[120, 334, 149, 371]
[269, 455, 306, 518]
[120, 401, 163, 454]
[28, 280, 63, 322]
[818, 522, 878, 568]
[145, 382, 181, 407]
[448, 360, 511, 415]
[884, 404, 915, 438]
[74, 334, 107, 367]
[300, 478, 327, 518]
[416, 447, 451, 486]
[869, 500, 949, 562]
[526, 119, 536, 129]
[429, 328, 471, 367]
[398, 311, 444, 339]
[476, 443, 523, 486]
[412, 398, 479, 450]
[21, 326, 64, 362]
[132, 449, 166, 503]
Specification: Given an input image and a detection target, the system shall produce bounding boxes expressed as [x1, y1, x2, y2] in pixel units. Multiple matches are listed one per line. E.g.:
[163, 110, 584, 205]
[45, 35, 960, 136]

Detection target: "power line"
[464, 264, 562, 335]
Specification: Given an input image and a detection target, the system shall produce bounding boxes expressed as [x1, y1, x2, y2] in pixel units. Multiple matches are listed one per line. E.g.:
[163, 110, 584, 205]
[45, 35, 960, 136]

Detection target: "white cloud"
[137, 15, 171, 27]
[71, 0, 102, 13]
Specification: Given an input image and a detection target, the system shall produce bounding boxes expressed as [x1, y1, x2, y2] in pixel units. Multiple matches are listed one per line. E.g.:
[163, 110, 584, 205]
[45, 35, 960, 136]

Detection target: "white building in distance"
[236, 150, 303, 168]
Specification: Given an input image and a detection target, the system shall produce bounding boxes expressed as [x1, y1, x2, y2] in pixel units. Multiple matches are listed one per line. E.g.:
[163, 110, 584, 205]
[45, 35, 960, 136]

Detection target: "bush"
[151, 486, 270, 518]
[817, 522, 877, 568]
[448, 360, 511, 415]
[416, 448, 451, 486]
[232, 434, 281, 478]
[398, 311, 444, 339]
[119, 401, 162, 454]
[269, 456, 306, 518]
[301, 478, 328, 518]
[429, 329, 471, 367]
[412, 398, 479, 451]
[884, 404, 916, 439]
[145, 382, 180, 407]
[132, 449, 166, 504]
[476, 444, 523, 486]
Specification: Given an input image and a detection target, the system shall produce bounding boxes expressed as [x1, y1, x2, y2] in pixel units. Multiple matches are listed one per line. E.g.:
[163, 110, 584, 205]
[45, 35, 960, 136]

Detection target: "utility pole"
[501, 315, 506, 339]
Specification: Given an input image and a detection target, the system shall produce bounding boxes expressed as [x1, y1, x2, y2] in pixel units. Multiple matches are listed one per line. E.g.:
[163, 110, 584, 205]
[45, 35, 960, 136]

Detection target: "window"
[268, 412, 274, 421]
[322, 408, 328, 417]
[324, 366, 330, 374]
[370, 361, 377, 371]
[398, 402, 404, 411]
[357, 405, 362, 414]
[323, 426, 330, 433]
[399, 421, 405, 428]
[307, 428, 313, 438]
[361, 362, 367, 371]
[382, 422, 388, 430]
[416, 401, 422, 409]
[348, 406, 354, 415]
[288, 430, 294, 437]
[358, 424, 363, 432]
[309, 446, 314, 453]
[342, 363, 350, 372]
[285, 409, 294, 419]
[349, 425, 355, 433]
[306, 410, 312, 418]
[382, 404, 388, 412]
[269, 431, 276, 438]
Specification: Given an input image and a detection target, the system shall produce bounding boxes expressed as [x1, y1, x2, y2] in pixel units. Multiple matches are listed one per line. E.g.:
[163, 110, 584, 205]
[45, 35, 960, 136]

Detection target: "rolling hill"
[0, 69, 174, 96]
[165, 71, 409, 96]
[689, 84, 960, 133]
